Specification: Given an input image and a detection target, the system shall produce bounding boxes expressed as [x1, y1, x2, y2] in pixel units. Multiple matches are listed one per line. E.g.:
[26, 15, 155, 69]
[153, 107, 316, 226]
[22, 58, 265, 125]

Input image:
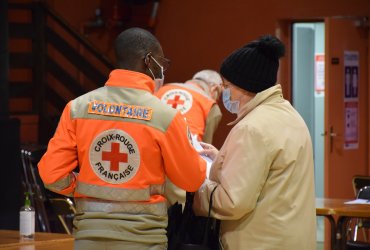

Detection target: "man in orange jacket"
[155, 70, 222, 144]
[38, 27, 206, 250]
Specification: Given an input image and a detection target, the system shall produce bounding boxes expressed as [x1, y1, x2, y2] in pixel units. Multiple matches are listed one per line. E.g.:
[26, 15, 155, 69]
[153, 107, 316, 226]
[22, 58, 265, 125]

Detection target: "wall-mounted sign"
[344, 50, 359, 150]
[344, 101, 358, 150]
[314, 54, 325, 92]
[344, 51, 359, 101]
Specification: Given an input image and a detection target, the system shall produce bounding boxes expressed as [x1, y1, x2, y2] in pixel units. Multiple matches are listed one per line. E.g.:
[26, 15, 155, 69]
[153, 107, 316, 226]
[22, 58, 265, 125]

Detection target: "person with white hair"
[192, 69, 223, 101]
[156, 69, 222, 144]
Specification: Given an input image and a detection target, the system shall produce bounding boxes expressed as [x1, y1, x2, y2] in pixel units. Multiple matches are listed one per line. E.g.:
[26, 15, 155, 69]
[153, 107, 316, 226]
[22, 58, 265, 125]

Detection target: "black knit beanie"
[220, 35, 285, 93]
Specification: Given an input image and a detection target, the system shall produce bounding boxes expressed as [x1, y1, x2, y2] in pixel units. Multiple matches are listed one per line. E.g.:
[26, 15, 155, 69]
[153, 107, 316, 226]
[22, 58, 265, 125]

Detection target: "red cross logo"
[167, 95, 184, 108]
[102, 142, 128, 171]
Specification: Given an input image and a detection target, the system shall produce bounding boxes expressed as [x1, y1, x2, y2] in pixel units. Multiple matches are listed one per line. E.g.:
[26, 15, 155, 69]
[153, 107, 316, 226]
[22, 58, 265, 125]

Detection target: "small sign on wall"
[344, 51, 359, 150]
[344, 51, 359, 101]
[344, 102, 358, 149]
[314, 54, 325, 93]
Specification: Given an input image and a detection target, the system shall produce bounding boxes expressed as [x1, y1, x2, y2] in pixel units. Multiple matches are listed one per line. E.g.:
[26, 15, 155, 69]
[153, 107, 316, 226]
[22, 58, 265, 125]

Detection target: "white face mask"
[222, 88, 239, 114]
[147, 56, 164, 92]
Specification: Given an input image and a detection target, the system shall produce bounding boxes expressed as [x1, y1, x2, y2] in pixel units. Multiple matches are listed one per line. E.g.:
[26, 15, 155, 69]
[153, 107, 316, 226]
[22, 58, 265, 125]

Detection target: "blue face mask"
[222, 88, 239, 114]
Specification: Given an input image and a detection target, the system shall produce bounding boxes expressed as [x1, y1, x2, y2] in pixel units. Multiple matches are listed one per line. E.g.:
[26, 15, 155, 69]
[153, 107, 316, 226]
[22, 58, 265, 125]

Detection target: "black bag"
[167, 186, 220, 250]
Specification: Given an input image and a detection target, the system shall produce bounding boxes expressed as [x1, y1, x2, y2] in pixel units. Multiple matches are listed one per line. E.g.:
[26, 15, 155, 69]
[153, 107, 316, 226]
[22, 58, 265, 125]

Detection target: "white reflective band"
[45, 173, 74, 192]
[75, 198, 167, 216]
[76, 181, 164, 201]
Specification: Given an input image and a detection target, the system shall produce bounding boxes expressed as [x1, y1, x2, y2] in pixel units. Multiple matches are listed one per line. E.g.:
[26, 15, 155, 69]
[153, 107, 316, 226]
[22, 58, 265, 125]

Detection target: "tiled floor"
[317, 217, 325, 250]
[316, 241, 324, 250]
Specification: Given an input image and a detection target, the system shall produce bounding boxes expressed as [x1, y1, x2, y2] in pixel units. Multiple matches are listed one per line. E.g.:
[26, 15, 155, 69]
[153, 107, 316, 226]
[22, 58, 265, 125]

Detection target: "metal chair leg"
[57, 215, 72, 235]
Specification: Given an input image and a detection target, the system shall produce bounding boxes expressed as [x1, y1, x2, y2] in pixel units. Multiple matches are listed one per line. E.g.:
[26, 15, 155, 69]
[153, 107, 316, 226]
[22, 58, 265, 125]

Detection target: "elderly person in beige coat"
[194, 35, 316, 250]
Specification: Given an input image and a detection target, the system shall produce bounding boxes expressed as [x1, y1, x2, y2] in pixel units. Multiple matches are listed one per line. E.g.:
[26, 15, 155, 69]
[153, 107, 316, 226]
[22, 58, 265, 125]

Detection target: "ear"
[144, 53, 151, 66]
[211, 85, 222, 100]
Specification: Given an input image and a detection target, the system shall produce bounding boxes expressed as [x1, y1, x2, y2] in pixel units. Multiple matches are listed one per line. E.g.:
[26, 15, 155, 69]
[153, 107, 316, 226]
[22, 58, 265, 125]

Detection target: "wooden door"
[325, 17, 368, 199]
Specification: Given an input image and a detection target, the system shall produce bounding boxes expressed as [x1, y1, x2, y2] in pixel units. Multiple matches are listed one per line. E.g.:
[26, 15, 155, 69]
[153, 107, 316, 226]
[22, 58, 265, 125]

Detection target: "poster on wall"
[343, 51, 359, 150]
[344, 102, 358, 149]
[344, 51, 359, 101]
[314, 54, 325, 93]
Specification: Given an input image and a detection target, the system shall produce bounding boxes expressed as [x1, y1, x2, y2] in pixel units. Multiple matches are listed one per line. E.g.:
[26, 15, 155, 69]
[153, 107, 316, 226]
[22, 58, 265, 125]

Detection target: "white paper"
[344, 199, 370, 204]
[191, 134, 213, 178]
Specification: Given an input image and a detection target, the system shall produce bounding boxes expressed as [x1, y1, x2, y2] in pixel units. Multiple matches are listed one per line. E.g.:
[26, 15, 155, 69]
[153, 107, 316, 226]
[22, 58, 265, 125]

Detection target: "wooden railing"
[8, 2, 114, 143]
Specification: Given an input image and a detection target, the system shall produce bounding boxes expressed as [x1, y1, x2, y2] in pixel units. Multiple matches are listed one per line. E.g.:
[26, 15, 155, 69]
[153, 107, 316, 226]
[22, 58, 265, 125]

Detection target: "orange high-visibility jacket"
[155, 82, 222, 143]
[38, 69, 206, 215]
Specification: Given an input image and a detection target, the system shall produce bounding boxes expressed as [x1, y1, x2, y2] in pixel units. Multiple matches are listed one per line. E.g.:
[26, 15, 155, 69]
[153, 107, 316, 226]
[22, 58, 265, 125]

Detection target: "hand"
[199, 142, 218, 161]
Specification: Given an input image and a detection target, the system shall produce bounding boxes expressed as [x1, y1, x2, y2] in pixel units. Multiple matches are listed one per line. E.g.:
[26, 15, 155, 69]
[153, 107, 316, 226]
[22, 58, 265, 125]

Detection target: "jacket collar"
[229, 84, 284, 126]
[105, 69, 155, 93]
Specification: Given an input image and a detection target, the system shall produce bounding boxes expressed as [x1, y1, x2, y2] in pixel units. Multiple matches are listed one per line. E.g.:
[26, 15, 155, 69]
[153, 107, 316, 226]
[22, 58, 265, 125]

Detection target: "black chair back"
[353, 176, 370, 197]
[357, 186, 370, 200]
[20, 145, 51, 232]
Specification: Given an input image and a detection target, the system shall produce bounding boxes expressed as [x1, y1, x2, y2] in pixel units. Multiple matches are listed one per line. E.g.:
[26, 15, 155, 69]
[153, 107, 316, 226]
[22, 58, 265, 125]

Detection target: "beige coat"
[193, 85, 316, 250]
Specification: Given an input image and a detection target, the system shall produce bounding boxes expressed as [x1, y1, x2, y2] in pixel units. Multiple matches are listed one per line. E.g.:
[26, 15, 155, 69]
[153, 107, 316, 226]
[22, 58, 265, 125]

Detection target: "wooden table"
[316, 198, 370, 250]
[0, 230, 73, 250]
[335, 204, 370, 249]
[316, 198, 350, 250]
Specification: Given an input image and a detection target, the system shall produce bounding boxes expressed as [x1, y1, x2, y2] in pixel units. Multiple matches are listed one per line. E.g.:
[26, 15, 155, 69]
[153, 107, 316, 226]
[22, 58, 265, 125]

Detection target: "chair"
[346, 186, 370, 249]
[20, 144, 77, 235]
[48, 197, 76, 235]
[352, 176, 370, 197]
[20, 145, 51, 233]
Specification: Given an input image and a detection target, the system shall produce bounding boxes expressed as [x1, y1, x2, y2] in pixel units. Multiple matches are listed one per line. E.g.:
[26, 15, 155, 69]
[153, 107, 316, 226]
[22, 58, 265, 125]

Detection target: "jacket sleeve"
[164, 177, 186, 206]
[194, 124, 271, 220]
[160, 112, 206, 192]
[202, 104, 222, 144]
[38, 101, 78, 196]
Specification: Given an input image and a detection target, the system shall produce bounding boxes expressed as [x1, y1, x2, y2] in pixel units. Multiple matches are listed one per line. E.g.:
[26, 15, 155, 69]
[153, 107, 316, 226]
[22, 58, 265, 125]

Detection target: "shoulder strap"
[203, 185, 218, 245]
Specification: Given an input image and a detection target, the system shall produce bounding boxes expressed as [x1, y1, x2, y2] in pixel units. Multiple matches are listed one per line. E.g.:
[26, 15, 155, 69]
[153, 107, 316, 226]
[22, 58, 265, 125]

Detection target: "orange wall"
[154, 0, 370, 148]
[20, 0, 370, 173]
[155, 0, 370, 82]
[10, 0, 369, 151]
[47, 0, 370, 148]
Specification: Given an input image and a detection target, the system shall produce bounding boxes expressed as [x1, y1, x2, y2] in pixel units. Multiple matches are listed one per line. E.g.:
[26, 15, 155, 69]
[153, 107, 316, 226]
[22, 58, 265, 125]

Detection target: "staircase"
[8, 2, 114, 144]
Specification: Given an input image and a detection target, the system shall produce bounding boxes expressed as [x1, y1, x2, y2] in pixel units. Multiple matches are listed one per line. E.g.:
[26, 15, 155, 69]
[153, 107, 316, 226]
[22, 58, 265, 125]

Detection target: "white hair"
[192, 69, 222, 85]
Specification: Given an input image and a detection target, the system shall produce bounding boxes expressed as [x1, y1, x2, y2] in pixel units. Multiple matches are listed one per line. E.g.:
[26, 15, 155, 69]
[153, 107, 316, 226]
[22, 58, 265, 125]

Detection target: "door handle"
[321, 131, 337, 137]
[330, 126, 336, 153]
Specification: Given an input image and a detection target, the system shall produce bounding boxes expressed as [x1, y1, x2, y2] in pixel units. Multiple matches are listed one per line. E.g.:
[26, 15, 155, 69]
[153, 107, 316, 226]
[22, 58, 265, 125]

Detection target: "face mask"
[222, 88, 239, 114]
[153, 78, 164, 92]
[147, 56, 164, 92]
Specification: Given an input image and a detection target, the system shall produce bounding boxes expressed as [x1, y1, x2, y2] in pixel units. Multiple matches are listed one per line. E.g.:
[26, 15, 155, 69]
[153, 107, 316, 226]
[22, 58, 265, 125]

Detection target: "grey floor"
[317, 217, 325, 250]
[316, 241, 324, 250]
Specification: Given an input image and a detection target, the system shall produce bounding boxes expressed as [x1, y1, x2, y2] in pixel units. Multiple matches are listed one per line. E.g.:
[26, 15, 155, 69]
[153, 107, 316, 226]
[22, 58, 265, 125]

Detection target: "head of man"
[190, 70, 222, 101]
[114, 27, 170, 91]
[219, 35, 285, 114]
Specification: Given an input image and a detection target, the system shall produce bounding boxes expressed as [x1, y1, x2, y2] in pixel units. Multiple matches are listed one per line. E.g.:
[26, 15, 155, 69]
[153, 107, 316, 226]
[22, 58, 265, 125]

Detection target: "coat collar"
[228, 84, 284, 126]
[105, 69, 155, 93]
